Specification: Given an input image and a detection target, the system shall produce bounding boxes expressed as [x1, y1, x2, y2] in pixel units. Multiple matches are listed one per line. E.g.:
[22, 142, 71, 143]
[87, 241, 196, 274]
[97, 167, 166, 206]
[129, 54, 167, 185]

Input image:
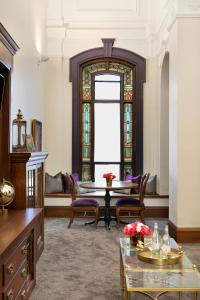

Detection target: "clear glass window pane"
[94, 103, 120, 162]
[95, 164, 120, 182]
[95, 82, 120, 100]
[95, 74, 120, 81]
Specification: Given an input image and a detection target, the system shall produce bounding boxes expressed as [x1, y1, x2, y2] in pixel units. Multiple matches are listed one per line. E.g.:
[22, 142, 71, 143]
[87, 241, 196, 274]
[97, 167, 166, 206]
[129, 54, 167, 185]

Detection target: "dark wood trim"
[168, 220, 200, 243]
[0, 24, 19, 181]
[0, 23, 19, 55]
[10, 151, 48, 164]
[70, 44, 146, 177]
[44, 205, 168, 218]
[102, 38, 115, 57]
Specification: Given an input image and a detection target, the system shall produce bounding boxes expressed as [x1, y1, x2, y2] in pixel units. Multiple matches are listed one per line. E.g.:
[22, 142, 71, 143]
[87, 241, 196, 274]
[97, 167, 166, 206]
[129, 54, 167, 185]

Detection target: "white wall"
[0, 0, 47, 146]
[159, 53, 169, 195]
[176, 18, 200, 227]
[168, 23, 178, 225]
[44, 58, 72, 174]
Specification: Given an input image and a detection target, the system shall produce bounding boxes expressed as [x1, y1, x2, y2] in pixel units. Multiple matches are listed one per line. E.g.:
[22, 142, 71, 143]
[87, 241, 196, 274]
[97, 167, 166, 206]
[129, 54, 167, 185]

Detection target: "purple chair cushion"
[71, 198, 99, 207]
[116, 198, 141, 207]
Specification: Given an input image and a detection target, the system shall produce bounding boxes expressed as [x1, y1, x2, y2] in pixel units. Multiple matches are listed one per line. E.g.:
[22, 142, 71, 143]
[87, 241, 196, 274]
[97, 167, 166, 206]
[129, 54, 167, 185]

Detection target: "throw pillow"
[145, 175, 157, 194]
[114, 188, 131, 195]
[71, 173, 79, 183]
[114, 174, 142, 195]
[126, 174, 142, 194]
[61, 172, 72, 193]
[45, 172, 64, 194]
[75, 181, 95, 194]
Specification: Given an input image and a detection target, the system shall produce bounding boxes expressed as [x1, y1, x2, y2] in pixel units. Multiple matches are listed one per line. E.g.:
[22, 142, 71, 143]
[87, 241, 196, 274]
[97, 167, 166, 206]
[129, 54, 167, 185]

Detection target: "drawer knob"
[7, 263, 14, 274]
[21, 290, 26, 299]
[21, 267, 27, 278]
[21, 244, 28, 255]
[7, 289, 14, 300]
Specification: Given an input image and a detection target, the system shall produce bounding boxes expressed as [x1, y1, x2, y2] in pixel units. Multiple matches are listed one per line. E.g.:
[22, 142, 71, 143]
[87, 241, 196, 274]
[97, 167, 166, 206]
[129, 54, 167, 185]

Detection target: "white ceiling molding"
[76, 0, 136, 12]
[45, 0, 200, 59]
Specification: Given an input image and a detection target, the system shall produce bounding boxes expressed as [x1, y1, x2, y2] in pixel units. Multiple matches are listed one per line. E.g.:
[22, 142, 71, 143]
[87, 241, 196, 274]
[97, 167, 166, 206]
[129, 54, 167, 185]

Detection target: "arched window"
[70, 41, 146, 180]
[81, 60, 135, 181]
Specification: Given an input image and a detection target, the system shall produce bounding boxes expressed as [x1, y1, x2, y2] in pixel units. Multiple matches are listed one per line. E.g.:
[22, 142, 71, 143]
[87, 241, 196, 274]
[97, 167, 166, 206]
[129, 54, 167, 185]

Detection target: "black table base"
[85, 190, 116, 230]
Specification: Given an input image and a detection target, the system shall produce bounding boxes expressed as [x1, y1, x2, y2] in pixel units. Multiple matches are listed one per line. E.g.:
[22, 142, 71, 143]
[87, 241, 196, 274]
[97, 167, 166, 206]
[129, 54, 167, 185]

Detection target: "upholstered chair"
[68, 175, 100, 228]
[115, 173, 150, 225]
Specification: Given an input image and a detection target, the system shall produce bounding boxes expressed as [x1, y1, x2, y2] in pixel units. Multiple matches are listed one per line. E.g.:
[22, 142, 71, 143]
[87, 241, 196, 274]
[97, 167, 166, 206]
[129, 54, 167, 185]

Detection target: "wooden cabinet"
[10, 152, 48, 209]
[0, 209, 42, 300]
[10, 152, 47, 261]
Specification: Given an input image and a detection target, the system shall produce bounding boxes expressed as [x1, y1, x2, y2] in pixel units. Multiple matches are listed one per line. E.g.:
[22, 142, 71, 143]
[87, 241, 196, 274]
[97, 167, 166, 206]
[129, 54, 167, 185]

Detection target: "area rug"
[30, 219, 200, 300]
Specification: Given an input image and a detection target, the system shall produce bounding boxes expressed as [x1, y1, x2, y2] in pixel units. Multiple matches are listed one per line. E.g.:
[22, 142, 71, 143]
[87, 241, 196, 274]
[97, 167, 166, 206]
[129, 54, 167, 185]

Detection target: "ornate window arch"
[70, 39, 146, 180]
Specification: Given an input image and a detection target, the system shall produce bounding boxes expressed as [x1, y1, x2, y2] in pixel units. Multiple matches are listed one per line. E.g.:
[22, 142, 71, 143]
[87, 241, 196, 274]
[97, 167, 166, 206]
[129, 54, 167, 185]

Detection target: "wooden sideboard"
[10, 152, 48, 262]
[0, 209, 42, 300]
[10, 152, 48, 209]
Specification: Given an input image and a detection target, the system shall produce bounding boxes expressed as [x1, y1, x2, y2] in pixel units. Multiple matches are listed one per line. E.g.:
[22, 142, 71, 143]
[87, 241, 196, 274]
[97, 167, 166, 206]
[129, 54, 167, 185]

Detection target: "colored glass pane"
[82, 164, 91, 181]
[82, 103, 91, 161]
[124, 103, 132, 162]
[124, 164, 133, 178]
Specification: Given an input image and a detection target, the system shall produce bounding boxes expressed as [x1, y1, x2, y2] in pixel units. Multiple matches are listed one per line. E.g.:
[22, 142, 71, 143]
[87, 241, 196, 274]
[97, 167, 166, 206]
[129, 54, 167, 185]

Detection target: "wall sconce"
[12, 109, 27, 152]
[37, 55, 49, 66]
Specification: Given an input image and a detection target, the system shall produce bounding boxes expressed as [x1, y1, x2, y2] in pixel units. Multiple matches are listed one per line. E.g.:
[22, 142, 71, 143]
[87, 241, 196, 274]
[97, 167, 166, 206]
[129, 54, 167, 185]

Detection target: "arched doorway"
[159, 52, 169, 194]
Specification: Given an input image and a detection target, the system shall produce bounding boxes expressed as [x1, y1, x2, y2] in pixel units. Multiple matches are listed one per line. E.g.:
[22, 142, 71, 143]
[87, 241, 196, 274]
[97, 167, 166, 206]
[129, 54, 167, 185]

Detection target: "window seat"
[44, 192, 169, 218]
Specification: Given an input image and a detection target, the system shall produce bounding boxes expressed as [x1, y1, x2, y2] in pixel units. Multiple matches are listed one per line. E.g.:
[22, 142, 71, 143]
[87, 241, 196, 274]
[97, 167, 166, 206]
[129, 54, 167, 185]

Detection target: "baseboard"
[44, 206, 169, 219]
[168, 220, 200, 243]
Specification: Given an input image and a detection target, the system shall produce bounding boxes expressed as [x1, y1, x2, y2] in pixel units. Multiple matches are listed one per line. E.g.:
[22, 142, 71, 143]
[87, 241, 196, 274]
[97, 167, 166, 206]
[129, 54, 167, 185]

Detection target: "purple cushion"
[125, 174, 142, 194]
[71, 173, 79, 183]
[116, 198, 141, 207]
[71, 198, 99, 207]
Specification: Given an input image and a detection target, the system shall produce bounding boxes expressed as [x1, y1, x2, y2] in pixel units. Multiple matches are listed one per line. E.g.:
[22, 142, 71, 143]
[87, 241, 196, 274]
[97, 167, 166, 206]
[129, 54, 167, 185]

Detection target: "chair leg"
[94, 208, 99, 228]
[116, 207, 120, 227]
[68, 210, 75, 228]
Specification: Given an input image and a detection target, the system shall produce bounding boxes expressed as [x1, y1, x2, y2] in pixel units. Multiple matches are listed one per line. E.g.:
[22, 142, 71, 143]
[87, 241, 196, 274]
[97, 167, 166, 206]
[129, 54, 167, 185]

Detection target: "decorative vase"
[106, 178, 112, 186]
[131, 234, 144, 246]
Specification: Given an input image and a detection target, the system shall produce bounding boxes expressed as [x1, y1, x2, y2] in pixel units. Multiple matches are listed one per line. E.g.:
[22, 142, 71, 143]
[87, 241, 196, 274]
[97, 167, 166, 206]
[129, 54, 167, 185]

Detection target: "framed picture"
[26, 134, 35, 152]
[31, 119, 42, 152]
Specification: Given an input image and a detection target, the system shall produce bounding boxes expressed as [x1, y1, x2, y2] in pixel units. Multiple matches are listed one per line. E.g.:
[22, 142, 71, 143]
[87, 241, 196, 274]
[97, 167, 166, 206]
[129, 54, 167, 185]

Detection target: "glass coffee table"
[120, 238, 200, 300]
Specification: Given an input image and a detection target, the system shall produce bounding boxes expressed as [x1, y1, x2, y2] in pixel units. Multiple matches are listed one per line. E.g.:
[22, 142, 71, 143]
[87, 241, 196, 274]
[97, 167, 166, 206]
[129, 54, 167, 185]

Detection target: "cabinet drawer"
[4, 261, 27, 300]
[15, 280, 28, 300]
[4, 238, 28, 286]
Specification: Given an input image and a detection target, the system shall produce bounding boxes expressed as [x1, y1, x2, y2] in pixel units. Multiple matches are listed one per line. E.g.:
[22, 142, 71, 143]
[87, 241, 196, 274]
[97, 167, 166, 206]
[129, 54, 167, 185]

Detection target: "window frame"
[70, 48, 146, 179]
[92, 71, 123, 180]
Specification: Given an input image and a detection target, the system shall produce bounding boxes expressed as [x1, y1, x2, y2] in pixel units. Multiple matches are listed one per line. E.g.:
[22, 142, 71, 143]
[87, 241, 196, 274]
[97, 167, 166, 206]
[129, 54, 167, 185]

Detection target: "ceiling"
[45, 0, 200, 57]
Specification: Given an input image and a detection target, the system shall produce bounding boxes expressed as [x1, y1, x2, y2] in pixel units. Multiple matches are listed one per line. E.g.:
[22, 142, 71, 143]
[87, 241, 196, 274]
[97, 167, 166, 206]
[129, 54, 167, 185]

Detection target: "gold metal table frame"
[120, 238, 200, 300]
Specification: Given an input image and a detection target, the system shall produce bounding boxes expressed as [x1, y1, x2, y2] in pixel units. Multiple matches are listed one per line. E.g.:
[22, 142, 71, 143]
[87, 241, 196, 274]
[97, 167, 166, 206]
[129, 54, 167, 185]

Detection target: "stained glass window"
[82, 103, 91, 161]
[81, 60, 135, 181]
[124, 103, 132, 162]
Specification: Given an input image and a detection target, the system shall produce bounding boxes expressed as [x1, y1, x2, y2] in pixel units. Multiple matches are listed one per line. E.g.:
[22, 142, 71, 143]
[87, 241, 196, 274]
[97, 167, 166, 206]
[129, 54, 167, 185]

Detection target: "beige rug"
[30, 218, 200, 300]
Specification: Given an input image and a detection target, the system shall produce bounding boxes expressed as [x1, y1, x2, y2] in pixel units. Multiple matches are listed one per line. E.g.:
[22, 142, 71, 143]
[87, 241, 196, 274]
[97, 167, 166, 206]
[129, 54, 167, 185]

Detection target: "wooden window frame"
[70, 46, 146, 179]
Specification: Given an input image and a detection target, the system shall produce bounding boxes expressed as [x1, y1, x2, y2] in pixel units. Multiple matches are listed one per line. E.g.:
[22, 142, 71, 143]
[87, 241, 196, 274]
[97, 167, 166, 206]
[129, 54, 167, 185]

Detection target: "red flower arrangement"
[123, 222, 152, 238]
[103, 173, 116, 180]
